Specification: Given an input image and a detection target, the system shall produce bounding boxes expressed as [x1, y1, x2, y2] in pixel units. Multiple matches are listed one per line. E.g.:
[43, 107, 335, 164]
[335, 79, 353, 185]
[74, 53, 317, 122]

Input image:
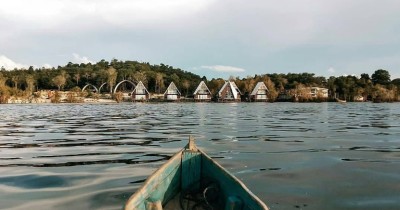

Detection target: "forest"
[0, 59, 399, 103]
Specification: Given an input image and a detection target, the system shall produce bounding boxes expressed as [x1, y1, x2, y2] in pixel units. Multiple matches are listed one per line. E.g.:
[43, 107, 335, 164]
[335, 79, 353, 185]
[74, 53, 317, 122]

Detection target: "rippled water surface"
[0, 103, 399, 210]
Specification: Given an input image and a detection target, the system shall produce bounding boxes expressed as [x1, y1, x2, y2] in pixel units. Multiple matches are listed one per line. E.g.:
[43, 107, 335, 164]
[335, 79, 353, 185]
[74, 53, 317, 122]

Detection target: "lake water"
[0, 103, 399, 210]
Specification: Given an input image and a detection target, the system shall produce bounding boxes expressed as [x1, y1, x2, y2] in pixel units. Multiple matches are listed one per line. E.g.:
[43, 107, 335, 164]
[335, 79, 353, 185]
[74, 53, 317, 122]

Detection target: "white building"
[250, 82, 269, 101]
[131, 81, 150, 101]
[193, 81, 212, 101]
[310, 87, 328, 98]
[164, 82, 181, 101]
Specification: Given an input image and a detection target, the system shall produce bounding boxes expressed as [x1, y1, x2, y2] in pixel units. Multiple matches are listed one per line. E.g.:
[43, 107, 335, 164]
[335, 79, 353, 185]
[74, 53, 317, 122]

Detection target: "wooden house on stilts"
[193, 81, 212, 102]
[164, 82, 181, 101]
[131, 81, 150, 101]
[250, 82, 269, 102]
[218, 81, 241, 102]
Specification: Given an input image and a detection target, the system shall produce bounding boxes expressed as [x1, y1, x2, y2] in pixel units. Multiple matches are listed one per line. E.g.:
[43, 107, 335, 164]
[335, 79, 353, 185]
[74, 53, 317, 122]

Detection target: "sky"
[1, 0, 400, 80]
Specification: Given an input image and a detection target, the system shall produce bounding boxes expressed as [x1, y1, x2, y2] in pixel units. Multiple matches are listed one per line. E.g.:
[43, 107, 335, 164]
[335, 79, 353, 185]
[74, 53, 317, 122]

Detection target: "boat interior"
[124, 138, 268, 210]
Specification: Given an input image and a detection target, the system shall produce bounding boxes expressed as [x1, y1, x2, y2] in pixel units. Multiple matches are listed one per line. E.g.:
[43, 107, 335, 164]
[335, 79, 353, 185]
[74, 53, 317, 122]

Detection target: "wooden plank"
[124, 150, 183, 210]
[145, 200, 162, 210]
[225, 196, 243, 210]
[181, 150, 201, 191]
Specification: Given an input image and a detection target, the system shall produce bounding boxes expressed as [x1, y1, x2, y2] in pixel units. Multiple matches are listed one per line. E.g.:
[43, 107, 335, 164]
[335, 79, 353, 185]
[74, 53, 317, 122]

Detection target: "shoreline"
[2, 91, 392, 104]
[2, 99, 387, 104]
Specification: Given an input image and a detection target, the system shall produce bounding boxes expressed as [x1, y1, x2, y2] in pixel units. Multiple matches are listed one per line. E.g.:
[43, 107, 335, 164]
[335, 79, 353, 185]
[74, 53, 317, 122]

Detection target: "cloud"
[201, 65, 245, 73]
[1, 0, 400, 80]
[42, 63, 52, 69]
[0, 0, 215, 30]
[0, 55, 55, 70]
[72, 53, 93, 64]
[0, 55, 29, 70]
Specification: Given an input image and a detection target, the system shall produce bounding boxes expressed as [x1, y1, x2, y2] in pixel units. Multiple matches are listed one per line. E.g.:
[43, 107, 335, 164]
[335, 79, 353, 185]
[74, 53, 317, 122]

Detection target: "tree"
[155, 73, 164, 93]
[263, 76, 278, 102]
[294, 83, 312, 101]
[392, 79, 400, 99]
[82, 66, 93, 81]
[360, 73, 370, 80]
[0, 73, 7, 87]
[327, 76, 337, 98]
[25, 74, 36, 93]
[243, 76, 256, 94]
[52, 74, 66, 90]
[106, 67, 117, 94]
[73, 73, 80, 85]
[11, 75, 20, 89]
[182, 80, 190, 97]
[170, 73, 180, 86]
[371, 69, 390, 85]
[207, 78, 225, 96]
[372, 84, 396, 102]
[133, 71, 147, 86]
[391, 78, 400, 86]
[0, 73, 10, 103]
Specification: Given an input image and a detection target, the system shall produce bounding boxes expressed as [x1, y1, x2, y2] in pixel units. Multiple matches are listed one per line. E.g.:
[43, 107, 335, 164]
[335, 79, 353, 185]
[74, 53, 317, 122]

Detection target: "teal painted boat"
[124, 137, 269, 210]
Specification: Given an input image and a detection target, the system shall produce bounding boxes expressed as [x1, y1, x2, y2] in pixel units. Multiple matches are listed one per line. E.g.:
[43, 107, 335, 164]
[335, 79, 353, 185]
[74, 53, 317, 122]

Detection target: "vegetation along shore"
[1, 59, 399, 103]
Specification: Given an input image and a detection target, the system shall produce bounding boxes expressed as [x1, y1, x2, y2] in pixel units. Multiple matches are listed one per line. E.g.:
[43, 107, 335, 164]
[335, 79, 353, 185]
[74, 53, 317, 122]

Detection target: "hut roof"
[164, 82, 181, 95]
[218, 81, 241, 99]
[193, 81, 211, 95]
[250, 82, 269, 95]
[132, 81, 149, 94]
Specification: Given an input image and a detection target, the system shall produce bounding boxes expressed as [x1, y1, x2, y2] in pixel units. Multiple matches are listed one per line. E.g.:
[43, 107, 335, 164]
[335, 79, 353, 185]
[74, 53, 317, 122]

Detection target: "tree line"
[206, 70, 398, 102]
[0, 59, 204, 103]
[0, 59, 399, 103]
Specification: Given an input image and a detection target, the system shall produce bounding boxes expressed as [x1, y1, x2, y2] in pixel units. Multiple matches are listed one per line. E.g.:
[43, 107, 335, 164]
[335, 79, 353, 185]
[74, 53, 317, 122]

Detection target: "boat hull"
[124, 140, 269, 210]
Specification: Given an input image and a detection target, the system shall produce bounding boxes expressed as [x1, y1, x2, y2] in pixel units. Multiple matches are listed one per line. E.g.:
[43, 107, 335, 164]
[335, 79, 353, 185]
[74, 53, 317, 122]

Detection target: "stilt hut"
[131, 81, 150, 101]
[250, 82, 269, 102]
[218, 81, 241, 102]
[193, 81, 212, 101]
[164, 82, 181, 101]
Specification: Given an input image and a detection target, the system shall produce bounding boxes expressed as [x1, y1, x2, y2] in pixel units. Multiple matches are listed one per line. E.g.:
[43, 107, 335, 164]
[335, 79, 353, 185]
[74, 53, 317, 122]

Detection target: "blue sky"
[1, 0, 400, 80]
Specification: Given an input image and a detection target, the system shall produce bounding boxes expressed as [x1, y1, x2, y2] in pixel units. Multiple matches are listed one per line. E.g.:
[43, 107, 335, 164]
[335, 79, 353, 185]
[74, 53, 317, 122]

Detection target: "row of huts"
[130, 81, 270, 102]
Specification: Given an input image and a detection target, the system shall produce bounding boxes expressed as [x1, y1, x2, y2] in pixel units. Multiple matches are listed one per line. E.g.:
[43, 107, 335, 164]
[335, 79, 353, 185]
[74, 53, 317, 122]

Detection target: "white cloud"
[0, 55, 29, 70]
[328, 67, 335, 73]
[72, 53, 93, 64]
[0, 55, 55, 70]
[42, 63, 52, 69]
[201, 65, 245, 73]
[0, 0, 214, 30]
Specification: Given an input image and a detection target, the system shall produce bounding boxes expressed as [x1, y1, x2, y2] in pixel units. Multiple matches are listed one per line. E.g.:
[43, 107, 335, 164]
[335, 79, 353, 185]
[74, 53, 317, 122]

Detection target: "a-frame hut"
[218, 81, 241, 102]
[164, 82, 181, 101]
[131, 81, 150, 101]
[193, 81, 212, 101]
[250, 82, 269, 102]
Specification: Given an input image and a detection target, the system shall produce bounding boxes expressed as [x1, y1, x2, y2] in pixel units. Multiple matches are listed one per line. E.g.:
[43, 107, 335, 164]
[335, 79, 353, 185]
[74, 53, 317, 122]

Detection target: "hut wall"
[195, 94, 211, 100]
[166, 95, 179, 100]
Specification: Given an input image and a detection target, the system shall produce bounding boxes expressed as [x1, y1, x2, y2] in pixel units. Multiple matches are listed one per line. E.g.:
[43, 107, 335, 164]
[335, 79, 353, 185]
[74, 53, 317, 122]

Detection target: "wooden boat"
[335, 98, 347, 103]
[124, 136, 269, 210]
